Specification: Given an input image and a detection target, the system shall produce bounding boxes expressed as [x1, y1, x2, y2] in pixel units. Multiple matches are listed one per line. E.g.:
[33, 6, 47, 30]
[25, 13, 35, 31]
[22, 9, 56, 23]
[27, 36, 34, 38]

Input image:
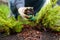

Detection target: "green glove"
[28, 15, 35, 21]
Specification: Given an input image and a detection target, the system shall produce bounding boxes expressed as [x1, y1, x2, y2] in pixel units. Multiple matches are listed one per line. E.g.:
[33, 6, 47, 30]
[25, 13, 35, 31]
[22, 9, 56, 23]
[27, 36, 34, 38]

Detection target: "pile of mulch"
[17, 27, 42, 40]
[0, 26, 60, 40]
[16, 27, 60, 40]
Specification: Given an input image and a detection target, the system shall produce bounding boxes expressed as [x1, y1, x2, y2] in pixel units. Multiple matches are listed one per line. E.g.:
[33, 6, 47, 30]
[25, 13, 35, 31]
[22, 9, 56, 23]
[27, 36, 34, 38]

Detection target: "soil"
[0, 26, 60, 40]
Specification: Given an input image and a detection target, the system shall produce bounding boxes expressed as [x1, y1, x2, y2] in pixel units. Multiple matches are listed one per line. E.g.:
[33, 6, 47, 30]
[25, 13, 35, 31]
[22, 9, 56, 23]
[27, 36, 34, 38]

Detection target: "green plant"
[0, 4, 35, 35]
[0, 4, 24, 35]
[0, 0, 60, 36]
[35, 0, 60, 31]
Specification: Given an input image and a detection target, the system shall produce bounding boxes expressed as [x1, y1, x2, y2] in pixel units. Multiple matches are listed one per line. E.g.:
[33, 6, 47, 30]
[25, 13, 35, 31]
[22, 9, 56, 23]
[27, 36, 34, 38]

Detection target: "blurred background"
[0, 0, 8, 4]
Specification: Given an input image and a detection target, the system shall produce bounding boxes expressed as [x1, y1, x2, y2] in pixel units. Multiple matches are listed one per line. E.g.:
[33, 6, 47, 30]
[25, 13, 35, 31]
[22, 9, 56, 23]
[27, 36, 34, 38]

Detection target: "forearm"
[15, 0, 26, 18]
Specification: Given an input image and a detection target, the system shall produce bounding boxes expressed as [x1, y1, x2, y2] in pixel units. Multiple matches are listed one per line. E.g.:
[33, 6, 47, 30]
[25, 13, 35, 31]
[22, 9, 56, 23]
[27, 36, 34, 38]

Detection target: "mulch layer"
[0, 27, 60, 40]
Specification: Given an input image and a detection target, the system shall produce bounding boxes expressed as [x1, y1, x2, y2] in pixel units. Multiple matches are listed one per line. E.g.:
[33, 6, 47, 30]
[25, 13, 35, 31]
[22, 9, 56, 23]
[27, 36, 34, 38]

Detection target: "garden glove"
[18, 7, 32, 19]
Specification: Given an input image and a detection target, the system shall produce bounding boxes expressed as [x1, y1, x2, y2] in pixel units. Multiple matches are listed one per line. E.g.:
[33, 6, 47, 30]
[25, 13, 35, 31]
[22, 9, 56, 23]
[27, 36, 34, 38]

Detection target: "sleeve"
[8, 0, 12, 10]
[16, 0, 25, 9]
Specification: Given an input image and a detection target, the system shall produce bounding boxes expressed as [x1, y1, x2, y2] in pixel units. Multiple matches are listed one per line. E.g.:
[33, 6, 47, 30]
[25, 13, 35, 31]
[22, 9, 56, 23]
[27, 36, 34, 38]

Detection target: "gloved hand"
[18, 7, 33, 19]
[18, 7, 35, 21]
[18, 7, 28, 18]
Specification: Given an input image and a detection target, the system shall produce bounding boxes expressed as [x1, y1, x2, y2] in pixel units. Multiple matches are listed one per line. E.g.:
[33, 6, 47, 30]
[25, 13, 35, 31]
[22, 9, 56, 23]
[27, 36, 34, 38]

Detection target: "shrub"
[35, 0, 60, 31]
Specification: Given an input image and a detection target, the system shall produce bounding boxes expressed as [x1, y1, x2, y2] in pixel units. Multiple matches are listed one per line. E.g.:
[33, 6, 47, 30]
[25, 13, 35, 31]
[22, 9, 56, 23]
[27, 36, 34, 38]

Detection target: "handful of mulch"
[24, 7, 35, 21]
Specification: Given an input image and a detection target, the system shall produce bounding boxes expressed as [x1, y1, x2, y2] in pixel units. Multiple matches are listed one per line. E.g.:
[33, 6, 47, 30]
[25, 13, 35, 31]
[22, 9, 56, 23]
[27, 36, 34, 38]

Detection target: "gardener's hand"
[18, 7, 31, 19]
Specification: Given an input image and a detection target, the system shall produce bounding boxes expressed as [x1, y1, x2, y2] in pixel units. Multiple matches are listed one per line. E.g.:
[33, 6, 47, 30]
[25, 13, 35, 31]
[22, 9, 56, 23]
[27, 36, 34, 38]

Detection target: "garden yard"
[0, 0, 60, 40]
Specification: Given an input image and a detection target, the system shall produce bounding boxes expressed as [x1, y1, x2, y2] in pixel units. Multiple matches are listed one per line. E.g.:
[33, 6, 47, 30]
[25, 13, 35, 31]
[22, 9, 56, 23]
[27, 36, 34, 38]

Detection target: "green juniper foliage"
[35, 0, 60, 31]
[0, 4, 23, 35]
[0, 0, 60, 35]
[0, 4, 35, 35]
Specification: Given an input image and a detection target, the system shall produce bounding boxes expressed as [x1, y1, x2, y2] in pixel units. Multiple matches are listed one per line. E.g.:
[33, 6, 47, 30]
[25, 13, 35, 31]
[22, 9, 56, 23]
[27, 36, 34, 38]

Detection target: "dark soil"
[0, 27, 60, 40]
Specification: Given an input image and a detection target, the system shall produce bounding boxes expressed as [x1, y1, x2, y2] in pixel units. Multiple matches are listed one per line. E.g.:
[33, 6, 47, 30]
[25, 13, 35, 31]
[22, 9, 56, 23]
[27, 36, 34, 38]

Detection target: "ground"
[0, 26, 60, 40]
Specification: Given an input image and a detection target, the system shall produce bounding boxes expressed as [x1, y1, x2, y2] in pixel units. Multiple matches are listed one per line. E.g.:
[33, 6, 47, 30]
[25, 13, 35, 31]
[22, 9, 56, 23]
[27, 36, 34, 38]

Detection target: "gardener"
[8, 0, 50, 20]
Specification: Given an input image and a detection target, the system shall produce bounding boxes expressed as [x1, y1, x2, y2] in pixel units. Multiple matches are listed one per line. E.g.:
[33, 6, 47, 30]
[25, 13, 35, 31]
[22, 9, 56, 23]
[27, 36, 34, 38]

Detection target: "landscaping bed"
[0, 0, 60, 40]
[0, 27, 60, 40]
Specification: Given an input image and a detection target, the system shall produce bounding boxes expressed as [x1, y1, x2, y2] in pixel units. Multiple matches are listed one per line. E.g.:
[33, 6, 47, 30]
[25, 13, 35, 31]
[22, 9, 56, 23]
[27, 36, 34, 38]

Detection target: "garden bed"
[0, 0, 60, 40]
[0, 27, 60, 40]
